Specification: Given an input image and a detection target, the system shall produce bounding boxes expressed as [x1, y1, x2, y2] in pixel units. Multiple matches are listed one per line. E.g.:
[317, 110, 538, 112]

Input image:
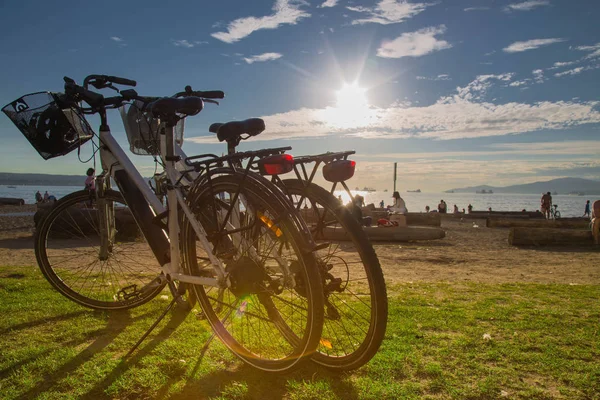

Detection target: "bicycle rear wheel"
[282, 179, 388, 371]
[182, 174, 324, 372]
[34, 190, 166, 310]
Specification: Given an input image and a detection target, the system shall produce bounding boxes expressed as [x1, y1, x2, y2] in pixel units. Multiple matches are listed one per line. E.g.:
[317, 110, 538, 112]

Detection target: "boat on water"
[445, 190, 454, 193]
[383, 189, 388, 192]
[407, 189, 421, 193]
[7, 185, 16, 188]
[362, 187, 376, 192]
[476, 189, 493, 194]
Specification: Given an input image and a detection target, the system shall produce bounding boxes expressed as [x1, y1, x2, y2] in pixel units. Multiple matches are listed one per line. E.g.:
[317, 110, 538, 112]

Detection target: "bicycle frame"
[96, 123, 226, 288]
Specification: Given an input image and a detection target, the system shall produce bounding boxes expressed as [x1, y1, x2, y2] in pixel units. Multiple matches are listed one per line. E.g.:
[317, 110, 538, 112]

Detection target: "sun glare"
[322, 81, 372, 129]
[335, 82, 368, 110]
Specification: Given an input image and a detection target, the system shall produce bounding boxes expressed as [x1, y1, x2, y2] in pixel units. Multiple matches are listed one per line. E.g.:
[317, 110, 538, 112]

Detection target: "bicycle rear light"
[322, 160, 356, 182]
[257, 154, 294, 175]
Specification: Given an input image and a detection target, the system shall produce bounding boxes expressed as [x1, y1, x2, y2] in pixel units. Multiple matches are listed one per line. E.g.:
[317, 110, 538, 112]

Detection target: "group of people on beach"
[34, 190, 56, 203]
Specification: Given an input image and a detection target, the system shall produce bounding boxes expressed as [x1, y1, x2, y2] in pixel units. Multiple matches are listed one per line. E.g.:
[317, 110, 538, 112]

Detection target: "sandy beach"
[1, 204, 598, 285]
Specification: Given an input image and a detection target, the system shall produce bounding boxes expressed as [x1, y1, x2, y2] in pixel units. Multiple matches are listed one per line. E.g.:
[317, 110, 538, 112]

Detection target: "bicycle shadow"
[13, 310, 137, 400]
[79, 306, 191, 400]
[171, 361, 361, 400]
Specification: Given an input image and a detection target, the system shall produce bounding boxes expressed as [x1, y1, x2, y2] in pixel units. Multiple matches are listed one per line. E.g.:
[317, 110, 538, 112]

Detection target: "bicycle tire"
[281, 179, 388, 371]
[34, 190, 166, 310]
[555, 210, 561, 219]
[181, 174, 325, 372]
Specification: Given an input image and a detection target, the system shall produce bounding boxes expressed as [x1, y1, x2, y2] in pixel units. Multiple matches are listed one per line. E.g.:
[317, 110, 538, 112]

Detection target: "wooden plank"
[508, 227, 593, 246]
[0, 197, 25, 206]
[488, 218, 590, 229]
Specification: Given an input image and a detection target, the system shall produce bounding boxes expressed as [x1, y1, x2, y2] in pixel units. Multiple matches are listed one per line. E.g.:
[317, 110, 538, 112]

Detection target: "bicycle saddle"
[209, 118, 265, 143]
[148, 97, 204, 119]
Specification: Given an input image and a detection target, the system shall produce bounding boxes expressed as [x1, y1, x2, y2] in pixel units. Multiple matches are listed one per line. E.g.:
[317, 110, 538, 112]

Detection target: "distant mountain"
[449, 177, 600, 195]
[0, 172, 85, 187]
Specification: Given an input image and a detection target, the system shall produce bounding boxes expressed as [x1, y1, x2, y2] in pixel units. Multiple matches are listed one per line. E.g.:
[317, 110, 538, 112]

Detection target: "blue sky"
[1, 0, 599, 191]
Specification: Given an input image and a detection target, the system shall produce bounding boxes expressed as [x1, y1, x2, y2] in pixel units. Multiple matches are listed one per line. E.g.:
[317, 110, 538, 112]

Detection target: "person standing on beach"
[453, 204, 459, 214]
[35, 191, 42, 203]
[425, 205, 430, 213]
[541, 192, 552, 219]
[43, 191, 49, 202]
[467, 204, 473, 213]
[583, 200, 591, 218]
[379, 200, 384, 208]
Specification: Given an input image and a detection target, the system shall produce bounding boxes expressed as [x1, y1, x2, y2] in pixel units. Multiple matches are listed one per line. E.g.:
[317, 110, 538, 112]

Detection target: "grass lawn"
[0, 266, 598, 399]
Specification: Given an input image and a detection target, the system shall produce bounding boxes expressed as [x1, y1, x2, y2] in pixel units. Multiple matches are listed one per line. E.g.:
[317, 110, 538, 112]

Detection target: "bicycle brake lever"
[203, 98, 219, 105]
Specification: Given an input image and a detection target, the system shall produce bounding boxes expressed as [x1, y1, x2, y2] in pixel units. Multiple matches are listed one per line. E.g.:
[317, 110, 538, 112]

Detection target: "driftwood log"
[34, 206, 141, 240]
[508, 227, 593, 246]
[469, 210, 545, 219]
[362, 209, 441, 227]
[488, 218, 590, 229]
[0, 197, 25, 206]
[320, 226, 445, 242]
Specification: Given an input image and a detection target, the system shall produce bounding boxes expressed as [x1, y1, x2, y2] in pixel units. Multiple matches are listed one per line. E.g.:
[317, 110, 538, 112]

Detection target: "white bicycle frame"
[97, 121, 295, 291]
[98, 124, 227, 288]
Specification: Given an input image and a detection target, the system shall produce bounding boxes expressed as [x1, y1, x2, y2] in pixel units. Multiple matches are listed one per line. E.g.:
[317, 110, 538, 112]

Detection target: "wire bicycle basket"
[120, 100, 184, 156]
[2, 92, 94, 160]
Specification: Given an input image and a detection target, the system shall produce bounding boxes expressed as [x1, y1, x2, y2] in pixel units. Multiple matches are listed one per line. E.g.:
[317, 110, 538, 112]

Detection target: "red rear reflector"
[322, 160, 356, 182]
[258, 154, 294, 175]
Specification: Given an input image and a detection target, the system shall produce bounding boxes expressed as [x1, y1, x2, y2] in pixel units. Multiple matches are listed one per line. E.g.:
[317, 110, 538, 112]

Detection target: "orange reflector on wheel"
[320, 338, 333, 349]
[257, 211, 283, 237]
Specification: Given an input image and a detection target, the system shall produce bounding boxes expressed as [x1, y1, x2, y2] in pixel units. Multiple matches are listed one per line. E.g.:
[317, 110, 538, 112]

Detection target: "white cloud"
[377, 25, 452, 59]
[554, 64, 600, 77]
[110, 36, 123, 42]
[532, 69, 545, 83]
[417, 74, 451, 81]
[549, 60, 578, 70]
[503, 38, 566, 53]
[186, 73, 600, 144]
[243, 52, 283, 64]
[347, 0, 433, 25]
[464, 7, 489, 11]
[509, 79, 529, 87]
[504, 0, 550, 11]
[211, 0, 310, 43]
[319, 0, 338, 7]
[172, 40, 193, 48]
[574, 42, 600, 60]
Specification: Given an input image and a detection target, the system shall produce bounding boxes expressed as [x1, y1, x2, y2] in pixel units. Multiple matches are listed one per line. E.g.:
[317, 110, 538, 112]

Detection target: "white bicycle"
[2, 74, 325, 372]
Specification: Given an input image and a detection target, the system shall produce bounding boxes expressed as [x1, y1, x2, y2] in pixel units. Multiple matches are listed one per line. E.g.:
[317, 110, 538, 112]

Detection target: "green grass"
[0, 266, 598, 399]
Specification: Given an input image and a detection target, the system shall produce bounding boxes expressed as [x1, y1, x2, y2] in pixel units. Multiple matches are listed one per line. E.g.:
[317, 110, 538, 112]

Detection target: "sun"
[321, 81, 372, 129]
[335, 82, 368, 111]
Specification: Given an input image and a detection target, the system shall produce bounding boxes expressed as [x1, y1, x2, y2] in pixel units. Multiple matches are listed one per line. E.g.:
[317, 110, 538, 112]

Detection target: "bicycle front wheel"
[34, 190, 166, 310]
[282, 179, 388, 371]
[182, 174, 324, 372]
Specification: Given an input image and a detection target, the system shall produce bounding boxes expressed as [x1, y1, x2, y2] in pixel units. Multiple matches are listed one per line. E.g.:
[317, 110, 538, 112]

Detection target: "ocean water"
[0, 186, 82, 204]
[334, 190, 594, 219]
[0, 185, 594, 218]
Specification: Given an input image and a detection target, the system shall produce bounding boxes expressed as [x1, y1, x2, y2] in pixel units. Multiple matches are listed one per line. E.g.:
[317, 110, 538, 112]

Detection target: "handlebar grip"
[197, 90, 224, 99]
[107, 76, 137, 86]
[65, 81, 104, 106]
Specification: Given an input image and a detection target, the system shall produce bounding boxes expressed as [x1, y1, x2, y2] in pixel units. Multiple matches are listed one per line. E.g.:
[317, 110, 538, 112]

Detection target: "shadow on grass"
[13, 310, 134, 400]
[77, 306, 359, 400]
[79, 306, 190, 400]
[172, 362, 360, 400]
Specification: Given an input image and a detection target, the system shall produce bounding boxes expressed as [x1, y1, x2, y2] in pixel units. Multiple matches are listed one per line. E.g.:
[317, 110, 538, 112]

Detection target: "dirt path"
[1, 207, 598, 285]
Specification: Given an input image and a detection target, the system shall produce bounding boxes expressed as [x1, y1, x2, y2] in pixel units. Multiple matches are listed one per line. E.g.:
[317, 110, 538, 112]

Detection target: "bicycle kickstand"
[124, 286, 186, 358]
